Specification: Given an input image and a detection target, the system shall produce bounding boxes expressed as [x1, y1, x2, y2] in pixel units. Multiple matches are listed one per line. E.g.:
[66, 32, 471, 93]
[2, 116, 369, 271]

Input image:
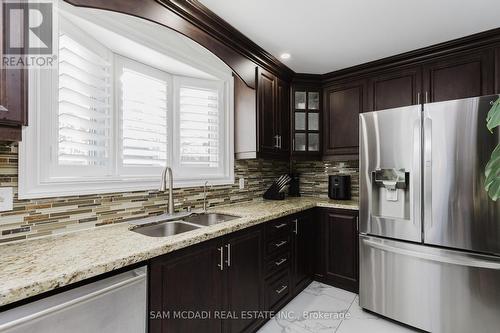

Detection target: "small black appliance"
[328, 175, 351, 200]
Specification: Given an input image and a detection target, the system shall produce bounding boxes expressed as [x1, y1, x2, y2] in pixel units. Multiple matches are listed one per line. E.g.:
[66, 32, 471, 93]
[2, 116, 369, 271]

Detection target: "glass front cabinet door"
[292, 88, 321, 156]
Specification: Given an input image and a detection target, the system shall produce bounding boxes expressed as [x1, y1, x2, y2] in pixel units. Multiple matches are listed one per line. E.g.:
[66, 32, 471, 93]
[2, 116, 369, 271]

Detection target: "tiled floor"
[258, 281, 418, 333]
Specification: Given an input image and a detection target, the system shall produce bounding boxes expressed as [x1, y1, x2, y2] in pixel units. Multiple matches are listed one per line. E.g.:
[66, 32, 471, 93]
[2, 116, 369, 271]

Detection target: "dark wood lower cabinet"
[223, 229, 263, 333]
[149, 209, 356, 332]
[149, 239, 223, 333]
[291, 212, 314, 292]
[315, 208, 359, 293]
[149, 226, 265, 333]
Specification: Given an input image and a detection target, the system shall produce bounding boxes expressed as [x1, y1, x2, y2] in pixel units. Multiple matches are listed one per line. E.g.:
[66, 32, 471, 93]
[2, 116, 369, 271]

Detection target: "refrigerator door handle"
[413, 118, 422, 231]
[423, 116, 432, 228]
[362, 237, 500, 270]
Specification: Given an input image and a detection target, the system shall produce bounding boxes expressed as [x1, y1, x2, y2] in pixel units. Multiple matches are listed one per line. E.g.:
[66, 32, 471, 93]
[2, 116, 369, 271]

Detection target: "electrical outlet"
[239, 177, 245, 190]
[0, 187, 13, 212]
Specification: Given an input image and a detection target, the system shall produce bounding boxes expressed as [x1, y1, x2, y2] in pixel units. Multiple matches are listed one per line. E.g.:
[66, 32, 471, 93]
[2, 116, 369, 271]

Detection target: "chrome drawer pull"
[275, 258, 287, 266]
[274, 223, 287, 229]
[217, 246, 224, 271]
[225, 243, 231, 267]
[275, 285, 288, 294]
[275, 240, 287, 248]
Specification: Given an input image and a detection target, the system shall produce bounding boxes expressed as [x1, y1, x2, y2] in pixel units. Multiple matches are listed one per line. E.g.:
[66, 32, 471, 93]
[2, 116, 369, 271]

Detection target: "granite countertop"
[0, 197, 358, 307]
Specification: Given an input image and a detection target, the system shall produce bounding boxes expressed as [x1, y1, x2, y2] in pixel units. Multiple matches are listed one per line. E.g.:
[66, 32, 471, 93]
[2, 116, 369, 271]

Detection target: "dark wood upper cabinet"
[495, 46, 500, 93]
[422, 49, 494, 103]
[367, 66, 422, 111]
[256, 67, 290, 159]
[323, 47, 497, 158]
[291, 84, 322, 159]
[0, 3, 28, 141]
[276, 78, 290, 155]
[316, 208, 359, 293]
[323, 80, 367, 157]
[257, 67, 277, 155]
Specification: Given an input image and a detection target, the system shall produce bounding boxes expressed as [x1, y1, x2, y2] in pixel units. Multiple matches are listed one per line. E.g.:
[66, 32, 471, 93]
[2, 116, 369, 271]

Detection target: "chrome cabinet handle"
[274, 135, 279, 148]
[225, 244, 231, 267]
[274, 223, 287, 229]
[417, 92, 421, 105]
[425, 91, 429, 104]
[275, 285, 288, 294]
[275, 258, 287, 266]
[275, 240, 287, 248]
[293, 219, 298, 234]
[218, 246, 224, 271]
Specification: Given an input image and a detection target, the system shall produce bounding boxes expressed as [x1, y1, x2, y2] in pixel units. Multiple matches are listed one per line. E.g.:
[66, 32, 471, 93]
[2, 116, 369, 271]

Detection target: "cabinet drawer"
[266, 235, 290, 256]
[265, 251, 290, 277]
[266, 218, 291, 239]
[266, 273, 291, 310]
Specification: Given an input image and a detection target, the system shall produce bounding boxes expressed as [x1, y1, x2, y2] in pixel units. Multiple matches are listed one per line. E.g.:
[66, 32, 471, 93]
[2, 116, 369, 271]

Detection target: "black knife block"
[263, 183, 286, 200]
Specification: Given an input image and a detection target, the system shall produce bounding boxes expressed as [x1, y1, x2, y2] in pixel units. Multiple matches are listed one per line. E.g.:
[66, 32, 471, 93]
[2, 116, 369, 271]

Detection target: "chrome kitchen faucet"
[159, 166, 174, 215]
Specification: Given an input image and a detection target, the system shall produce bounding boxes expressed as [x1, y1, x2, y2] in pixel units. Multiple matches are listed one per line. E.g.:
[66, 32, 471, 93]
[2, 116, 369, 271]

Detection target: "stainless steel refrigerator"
[359, 95, 500, 333]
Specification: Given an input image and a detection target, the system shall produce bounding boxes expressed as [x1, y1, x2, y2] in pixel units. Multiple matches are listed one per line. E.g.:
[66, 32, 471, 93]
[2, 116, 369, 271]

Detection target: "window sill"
[18, 176, 235, 200]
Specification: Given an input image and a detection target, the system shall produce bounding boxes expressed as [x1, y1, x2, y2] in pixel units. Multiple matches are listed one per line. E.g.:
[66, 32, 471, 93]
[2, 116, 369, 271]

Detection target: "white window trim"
[19, 70, 234, 199]
[19, 20, 234, 200]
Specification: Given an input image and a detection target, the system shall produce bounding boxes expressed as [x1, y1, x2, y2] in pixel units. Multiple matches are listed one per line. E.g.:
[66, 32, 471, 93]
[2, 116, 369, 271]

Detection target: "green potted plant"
[486, 97, 500, 201]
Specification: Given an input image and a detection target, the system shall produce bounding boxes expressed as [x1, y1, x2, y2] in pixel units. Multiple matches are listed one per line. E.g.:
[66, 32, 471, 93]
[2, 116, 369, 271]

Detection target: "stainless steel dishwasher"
[0, 266, 147, 333]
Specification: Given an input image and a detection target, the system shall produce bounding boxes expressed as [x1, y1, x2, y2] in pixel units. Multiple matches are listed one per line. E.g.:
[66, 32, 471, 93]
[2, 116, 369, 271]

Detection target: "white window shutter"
[179, 85, 220, 168]
[118, 60, 169, 168]
[57, 34, 111, 166]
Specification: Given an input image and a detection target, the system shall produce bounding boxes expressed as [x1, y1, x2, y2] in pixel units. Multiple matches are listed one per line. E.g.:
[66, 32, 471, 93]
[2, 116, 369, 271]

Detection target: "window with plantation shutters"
[116, 57, 169, 172]
[20, 13, 233, 199]
[179, 84, 220, 168]
[57, 32, 111, 168]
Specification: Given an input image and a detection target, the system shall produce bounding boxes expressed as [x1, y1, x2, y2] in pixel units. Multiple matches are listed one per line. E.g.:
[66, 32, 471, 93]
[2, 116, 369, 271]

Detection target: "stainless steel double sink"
[131, 213, 239, 237]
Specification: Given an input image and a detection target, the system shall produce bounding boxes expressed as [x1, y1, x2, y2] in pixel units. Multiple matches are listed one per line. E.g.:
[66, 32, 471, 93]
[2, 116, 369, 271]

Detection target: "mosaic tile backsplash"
[292, 160, 359, 201]
[0, 143, 289, 243]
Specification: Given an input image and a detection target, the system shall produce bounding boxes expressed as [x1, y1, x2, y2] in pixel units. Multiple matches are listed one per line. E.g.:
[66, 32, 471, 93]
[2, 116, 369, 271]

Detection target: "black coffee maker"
[328, 175, 351, 200]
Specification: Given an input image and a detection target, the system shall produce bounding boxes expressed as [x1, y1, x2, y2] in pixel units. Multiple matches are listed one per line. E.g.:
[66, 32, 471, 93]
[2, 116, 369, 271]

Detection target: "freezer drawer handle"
[363, 238, 500, 270]
[0, 271, 146, 331]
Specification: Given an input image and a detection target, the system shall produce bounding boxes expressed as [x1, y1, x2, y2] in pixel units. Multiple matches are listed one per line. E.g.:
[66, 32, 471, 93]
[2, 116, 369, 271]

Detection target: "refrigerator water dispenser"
[371, 169, 410, 219]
